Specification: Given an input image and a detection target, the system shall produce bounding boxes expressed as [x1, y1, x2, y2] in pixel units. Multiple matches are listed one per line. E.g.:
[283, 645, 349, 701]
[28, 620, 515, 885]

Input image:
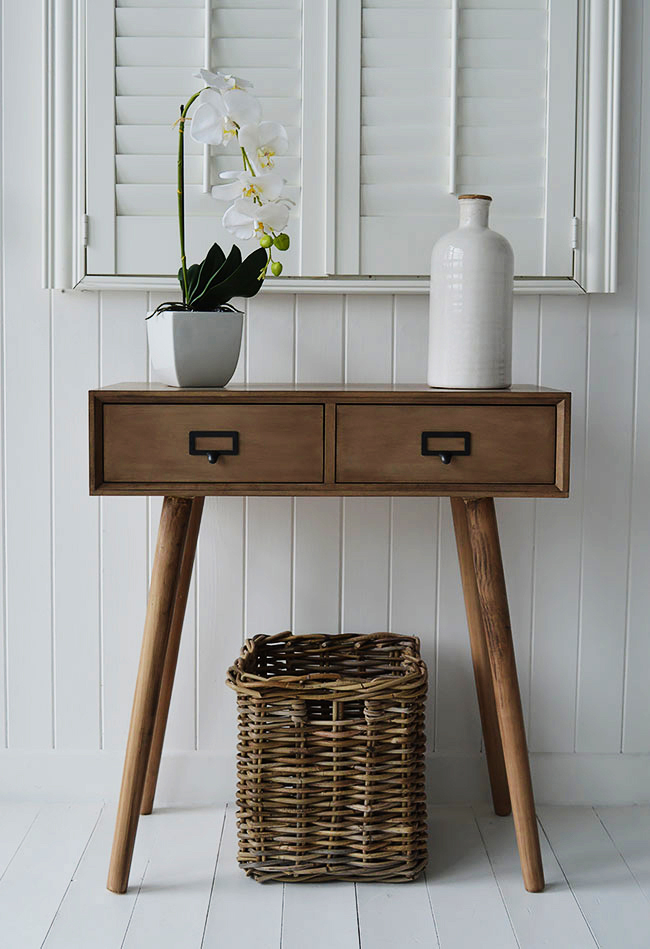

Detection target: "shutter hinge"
[82, 214, 89, 247]
[571, 216, 580, 250]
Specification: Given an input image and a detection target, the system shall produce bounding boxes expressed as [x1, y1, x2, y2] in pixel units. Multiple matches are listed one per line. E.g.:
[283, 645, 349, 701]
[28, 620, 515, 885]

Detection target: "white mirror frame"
[44, 0, 620, 294]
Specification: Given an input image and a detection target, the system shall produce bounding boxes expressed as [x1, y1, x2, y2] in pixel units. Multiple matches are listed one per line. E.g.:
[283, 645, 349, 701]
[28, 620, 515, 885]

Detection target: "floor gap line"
[0, 807, 41, 884]
[200, 802, 228, 949]
[119, 858, 151, 949]
[279, 880, 286, 949]
[593, 806, 650, 905]
[40, 804, 105, 949]
[471, 806, 522, 949]
[354, 882, 362, 949]
[536, 813, 601, 948]
[422, 870, 442, 948]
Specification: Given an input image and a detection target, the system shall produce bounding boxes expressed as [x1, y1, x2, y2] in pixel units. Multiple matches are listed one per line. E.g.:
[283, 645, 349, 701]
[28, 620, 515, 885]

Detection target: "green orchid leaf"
[178, 262, 202, 300]
[196, 247, 268, 309]
[189, 245, 245, 308]
[192, 242, 226, 299]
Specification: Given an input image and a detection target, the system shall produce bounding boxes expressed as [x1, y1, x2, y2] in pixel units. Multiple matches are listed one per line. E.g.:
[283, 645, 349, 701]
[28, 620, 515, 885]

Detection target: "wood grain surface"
[90, 387, 570, 498]
[107, 496, 193, 894]
[102, 404, 325, 484]
[336, 404, 556, 484]
[464, 497, 545, 892]
[450, 497, 511, 817]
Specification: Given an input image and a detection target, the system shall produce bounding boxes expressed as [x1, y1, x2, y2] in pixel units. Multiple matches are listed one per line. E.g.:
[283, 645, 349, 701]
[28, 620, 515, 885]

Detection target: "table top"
[91, 383, 570, 405]
[97, 382, 564, 393]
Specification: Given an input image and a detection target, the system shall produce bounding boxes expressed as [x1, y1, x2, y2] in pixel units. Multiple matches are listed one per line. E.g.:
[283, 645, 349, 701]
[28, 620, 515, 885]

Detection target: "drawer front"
[336, 405, 557, 484]
[103, 404, 324, 483]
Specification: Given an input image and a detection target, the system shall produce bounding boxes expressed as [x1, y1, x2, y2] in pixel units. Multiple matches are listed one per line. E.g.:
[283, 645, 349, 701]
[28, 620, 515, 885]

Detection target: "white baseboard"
[1, 751, 649, 805]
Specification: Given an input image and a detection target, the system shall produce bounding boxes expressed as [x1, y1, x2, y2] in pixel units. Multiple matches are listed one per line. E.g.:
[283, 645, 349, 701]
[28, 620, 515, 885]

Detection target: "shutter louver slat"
[111, 0, 302, 276]
[356, 0, 574, 277]
[87, 0, 578, 283]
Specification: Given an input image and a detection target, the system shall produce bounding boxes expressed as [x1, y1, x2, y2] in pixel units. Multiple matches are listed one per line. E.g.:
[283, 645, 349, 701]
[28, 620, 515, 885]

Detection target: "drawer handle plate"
[421, 430, 471, 466]
[189, 430, 239, 465]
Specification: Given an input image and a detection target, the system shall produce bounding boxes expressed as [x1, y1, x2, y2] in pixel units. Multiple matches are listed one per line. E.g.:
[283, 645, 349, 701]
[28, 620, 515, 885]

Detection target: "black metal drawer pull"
[421, 431, 471, 466]
[189, 430, 239, 465]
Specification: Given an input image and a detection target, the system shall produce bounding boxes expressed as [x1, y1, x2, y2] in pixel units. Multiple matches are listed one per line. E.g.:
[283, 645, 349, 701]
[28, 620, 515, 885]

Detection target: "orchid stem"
[240, 145, 255, 176]
[178, 89, 203, 305]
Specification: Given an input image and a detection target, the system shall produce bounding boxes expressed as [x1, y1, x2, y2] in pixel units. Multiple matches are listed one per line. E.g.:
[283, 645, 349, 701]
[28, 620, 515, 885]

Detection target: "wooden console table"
[89, 383, 570, 895]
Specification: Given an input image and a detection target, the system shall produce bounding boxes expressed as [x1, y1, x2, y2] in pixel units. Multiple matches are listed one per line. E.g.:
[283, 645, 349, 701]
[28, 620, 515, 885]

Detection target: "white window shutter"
[335, 0, 578, 279]
[87, 0, 307, 279]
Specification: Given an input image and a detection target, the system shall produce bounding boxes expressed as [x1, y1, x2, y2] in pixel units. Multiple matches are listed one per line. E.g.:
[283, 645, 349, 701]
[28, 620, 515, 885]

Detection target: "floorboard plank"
[356, 876, 439, 948]
[539, 806, 650, 949]
[41, 805, 154, 949]
[281, 881, 360, 949]
[202, 804, 283, 949]
[595, 806, 650, 902]
[0, 803, 101, 948]
[121, 806, 225, 949]
[426, 806, 519, 949]
[0, 803, 40, 877]
[475, 805, 598, 948]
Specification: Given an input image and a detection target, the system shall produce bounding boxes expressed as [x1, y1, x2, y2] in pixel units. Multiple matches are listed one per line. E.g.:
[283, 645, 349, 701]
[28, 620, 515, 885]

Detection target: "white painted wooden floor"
[1, 803, 650, 948]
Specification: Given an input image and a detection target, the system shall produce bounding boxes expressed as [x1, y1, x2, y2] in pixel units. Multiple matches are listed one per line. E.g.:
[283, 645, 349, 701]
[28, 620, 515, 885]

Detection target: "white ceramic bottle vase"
[427, 194, 514, 389]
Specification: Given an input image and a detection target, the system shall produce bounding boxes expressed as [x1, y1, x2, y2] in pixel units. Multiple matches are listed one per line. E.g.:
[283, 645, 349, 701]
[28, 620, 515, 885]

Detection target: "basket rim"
[226, 630, 427, 694]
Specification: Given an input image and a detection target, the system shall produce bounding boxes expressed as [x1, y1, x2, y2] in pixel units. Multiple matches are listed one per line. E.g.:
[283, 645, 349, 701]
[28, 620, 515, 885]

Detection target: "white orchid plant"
[163, 68, 291, 313]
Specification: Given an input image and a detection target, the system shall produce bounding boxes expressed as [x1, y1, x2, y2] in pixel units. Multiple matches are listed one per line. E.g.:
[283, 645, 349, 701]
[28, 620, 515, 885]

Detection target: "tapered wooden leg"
[107, 496, 193, 894]
[140, 497, 204, 816]
[464, 497, 544, 893]
[450, 498, 511, 817]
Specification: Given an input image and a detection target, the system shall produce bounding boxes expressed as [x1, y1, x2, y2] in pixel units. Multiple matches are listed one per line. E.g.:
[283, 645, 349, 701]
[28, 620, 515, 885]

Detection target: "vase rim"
[458, 193, 492, 202]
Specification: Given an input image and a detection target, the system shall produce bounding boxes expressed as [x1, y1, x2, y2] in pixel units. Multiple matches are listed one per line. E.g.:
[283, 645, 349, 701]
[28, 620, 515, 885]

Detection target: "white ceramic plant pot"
[427, 194, 514, 389]
[146, 307, 243, 387]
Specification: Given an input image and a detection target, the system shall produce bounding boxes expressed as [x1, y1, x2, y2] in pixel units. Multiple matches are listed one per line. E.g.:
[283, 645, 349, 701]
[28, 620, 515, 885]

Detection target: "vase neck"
[458, 196, 491, 228]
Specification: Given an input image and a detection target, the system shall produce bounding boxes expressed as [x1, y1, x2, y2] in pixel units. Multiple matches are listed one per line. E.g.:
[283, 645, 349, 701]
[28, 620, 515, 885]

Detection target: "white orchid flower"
[238, 122, 289, 171]
[194, 68, 253, 92]
[211, 170, 285, 204]
[223, 197, 290, 240]
[190, 89, 261, 146]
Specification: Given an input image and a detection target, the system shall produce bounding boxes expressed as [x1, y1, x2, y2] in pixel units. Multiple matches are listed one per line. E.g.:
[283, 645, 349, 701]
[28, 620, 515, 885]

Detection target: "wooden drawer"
[335, 405, 557, 484]
[102, 404, 324, 483]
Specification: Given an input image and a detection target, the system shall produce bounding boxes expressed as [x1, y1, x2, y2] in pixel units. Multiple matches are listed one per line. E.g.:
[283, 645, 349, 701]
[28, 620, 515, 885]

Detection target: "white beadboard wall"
[1, 0, 649, 804]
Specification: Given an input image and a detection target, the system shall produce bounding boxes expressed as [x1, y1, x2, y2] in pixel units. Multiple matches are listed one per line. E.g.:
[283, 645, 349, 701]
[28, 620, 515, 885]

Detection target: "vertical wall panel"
[246, 497, 293, 635]
[51, 291, 101, 749]
[197, 496, 243, 777]
[295, 295, 344, 383]
[393, 295, 428, 384]
[3, 0, 53, 748]
[624, 0, 650, 753]
[345, 295, 393, 382]
[531, 295, 588, 752]
[575, 1, 641, 753]
[577, 311, 636, 751]
[294, 498, 342, 634]
[247, 293, 295, 383]
[100, 293, 149, 751]
[342, 497, 391, 632]
[0, 0, 4, 744]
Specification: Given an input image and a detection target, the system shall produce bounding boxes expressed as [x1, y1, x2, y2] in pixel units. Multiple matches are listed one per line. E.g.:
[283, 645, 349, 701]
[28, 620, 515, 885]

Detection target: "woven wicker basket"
[226, 631, 428, 883]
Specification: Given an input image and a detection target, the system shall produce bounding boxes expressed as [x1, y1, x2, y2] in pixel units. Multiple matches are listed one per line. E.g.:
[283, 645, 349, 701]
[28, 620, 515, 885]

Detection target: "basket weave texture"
[226, 631, 428, 883]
